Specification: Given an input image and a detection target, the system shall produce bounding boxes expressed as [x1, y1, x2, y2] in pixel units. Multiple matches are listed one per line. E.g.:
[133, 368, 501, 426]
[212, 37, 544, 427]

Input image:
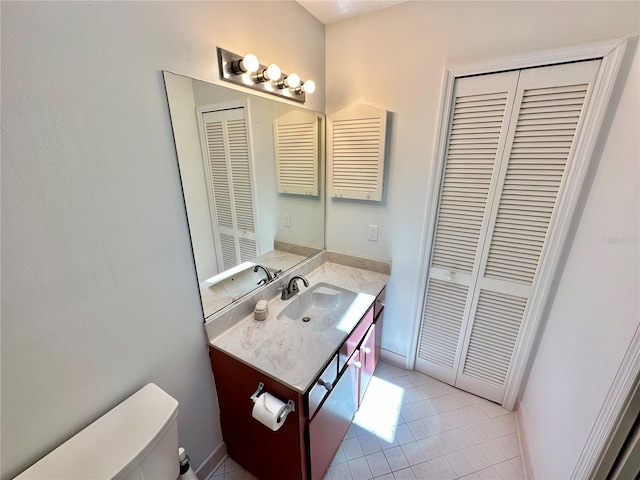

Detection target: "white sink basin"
[277, 282, 357, 330]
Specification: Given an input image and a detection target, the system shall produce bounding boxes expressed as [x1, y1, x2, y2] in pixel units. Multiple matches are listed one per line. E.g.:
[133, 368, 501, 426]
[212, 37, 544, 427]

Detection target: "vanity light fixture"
[217, 47, 314, 103]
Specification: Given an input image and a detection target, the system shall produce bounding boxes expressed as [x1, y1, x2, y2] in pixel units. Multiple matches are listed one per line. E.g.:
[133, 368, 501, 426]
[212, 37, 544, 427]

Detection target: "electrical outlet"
[283, 213, 291, 228]
[368, 225, 379, 242]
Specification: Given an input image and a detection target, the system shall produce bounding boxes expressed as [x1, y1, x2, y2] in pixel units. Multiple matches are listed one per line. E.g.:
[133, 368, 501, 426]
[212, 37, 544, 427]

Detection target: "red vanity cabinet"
[208, 285, 386, 480]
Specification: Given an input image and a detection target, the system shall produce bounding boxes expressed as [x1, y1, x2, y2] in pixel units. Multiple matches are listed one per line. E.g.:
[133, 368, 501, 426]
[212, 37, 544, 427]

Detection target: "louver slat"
[431, 92, 508, 273]
[419, 280, 469, 369]
[329, 104, 387, 201]
[274, 114, 319, 196]
[484, 84, 588, 285]
[462, 291, 528, 386]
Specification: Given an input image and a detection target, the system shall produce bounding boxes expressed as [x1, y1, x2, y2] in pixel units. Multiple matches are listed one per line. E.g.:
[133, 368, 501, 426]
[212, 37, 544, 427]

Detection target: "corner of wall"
[514, 401, 534, 480]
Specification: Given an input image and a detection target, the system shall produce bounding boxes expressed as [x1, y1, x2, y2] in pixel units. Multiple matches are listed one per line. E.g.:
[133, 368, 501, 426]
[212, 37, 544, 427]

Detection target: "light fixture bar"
[217, 47, 310, 104]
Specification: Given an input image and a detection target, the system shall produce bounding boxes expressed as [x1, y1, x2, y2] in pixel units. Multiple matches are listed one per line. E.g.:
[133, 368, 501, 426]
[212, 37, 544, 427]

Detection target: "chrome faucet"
[279, 275, 309, 300]
[254, 264, 283, 286]
[254, 265, 273, 286]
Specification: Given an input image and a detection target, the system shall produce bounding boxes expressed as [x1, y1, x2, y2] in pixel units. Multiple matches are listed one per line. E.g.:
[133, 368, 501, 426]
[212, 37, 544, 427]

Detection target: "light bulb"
[265, 64, 281, 81]
[302, 80, 316, 94]
[241, 53, 259, 73]
[286, 73, 301, 89]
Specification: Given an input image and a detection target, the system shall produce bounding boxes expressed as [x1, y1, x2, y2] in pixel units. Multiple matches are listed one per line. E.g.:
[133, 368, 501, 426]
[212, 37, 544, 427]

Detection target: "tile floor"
[210, 361, 524, 480]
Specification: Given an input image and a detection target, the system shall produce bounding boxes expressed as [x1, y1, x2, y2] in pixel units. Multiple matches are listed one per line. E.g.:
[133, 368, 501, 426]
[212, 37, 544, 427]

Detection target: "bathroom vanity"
[207, 260, 388, 480]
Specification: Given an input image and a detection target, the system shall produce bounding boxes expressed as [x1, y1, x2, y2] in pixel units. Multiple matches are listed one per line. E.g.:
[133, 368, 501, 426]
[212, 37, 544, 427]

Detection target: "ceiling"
[296, 0, 409, 25]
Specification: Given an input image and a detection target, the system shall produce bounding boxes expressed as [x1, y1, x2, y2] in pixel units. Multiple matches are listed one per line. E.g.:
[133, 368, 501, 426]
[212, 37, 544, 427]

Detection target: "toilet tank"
[15, 383, 179, 480]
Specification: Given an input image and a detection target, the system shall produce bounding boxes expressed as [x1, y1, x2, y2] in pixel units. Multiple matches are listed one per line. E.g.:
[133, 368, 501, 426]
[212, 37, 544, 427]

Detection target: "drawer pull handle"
[379, 301, 386, 307]
[354, 361, 362, 369]
[317, 379, 333, 392]
[364, 347, 371, 354]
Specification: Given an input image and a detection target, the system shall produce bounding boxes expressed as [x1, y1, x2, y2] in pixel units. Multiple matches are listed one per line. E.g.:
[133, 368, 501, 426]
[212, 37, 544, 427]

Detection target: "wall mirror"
[163, 71, 325, 319]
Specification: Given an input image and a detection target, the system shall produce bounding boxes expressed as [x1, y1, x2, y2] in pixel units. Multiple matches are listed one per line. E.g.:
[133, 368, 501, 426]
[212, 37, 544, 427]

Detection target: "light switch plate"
[283, 213, 291, 228]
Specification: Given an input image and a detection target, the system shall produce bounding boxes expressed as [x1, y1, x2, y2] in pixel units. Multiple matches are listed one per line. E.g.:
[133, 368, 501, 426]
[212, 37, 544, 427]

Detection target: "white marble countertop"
[209, 262, 389, 394]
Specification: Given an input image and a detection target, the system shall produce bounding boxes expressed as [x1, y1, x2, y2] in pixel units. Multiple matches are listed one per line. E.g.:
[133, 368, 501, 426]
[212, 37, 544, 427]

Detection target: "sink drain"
[302, 316, 311, 323]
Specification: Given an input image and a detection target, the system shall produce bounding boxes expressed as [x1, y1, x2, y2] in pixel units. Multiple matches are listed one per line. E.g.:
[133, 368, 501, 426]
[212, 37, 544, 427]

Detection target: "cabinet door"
[340, 307, 374, 370]
[309, 351, 359, 480]
[359, 325, 376, 406]
[209, 348, 306, 480]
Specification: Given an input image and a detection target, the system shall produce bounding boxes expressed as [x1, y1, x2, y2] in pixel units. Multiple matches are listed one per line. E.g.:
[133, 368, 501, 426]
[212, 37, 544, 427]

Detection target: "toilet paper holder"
[250, 382, 296, 423]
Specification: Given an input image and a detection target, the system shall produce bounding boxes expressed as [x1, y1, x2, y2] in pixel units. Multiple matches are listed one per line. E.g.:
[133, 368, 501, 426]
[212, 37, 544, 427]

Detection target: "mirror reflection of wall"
[163, 72, 325, 319]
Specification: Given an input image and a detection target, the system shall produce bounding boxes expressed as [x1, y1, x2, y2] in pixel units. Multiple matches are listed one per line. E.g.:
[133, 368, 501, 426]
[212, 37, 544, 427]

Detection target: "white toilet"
[15, 383, 180, 480]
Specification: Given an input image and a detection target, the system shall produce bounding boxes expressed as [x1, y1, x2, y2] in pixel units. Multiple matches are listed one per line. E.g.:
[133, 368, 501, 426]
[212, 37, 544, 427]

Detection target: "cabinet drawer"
[339, 306, 374, 371]
[307, 354, 338, 419]
[374, 287, 386, 320]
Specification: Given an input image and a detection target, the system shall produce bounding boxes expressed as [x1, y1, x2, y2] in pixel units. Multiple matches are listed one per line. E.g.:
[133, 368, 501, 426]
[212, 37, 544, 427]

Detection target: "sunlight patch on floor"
[352, 375, 404, 442]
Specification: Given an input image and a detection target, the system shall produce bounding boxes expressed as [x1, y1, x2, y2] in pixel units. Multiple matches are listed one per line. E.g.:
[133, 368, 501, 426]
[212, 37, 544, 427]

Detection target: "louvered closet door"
[201, 108, 258, 271]
[454, 60, 601, 402]
[415, 71, 520, 384]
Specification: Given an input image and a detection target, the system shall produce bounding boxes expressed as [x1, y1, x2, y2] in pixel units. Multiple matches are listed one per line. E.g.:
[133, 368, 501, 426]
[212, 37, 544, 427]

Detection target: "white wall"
[325, 2, 638, 478]
[0, 2, 324, 478]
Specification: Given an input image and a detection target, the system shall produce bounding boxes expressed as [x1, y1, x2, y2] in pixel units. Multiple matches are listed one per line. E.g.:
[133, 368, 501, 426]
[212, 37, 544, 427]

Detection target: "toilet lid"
[15, 383, 178, 480]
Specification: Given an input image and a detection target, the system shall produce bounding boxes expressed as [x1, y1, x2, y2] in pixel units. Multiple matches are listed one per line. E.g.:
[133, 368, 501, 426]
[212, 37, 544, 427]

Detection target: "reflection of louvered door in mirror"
[417, 60, 601, 404]
[200, 107, 258, 272]
[274, 110, 319, 196]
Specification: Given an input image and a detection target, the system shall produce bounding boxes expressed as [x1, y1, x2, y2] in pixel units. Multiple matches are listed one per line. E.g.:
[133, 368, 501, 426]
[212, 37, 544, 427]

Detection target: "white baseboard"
[195, 442, 227, 480]
[380, 348, 407, 369]
[514, 402, 533, 480]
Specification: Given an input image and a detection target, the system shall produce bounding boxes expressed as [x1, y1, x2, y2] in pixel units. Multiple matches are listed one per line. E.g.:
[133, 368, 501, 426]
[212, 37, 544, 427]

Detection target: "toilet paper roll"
[251, 393, 287, 431]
